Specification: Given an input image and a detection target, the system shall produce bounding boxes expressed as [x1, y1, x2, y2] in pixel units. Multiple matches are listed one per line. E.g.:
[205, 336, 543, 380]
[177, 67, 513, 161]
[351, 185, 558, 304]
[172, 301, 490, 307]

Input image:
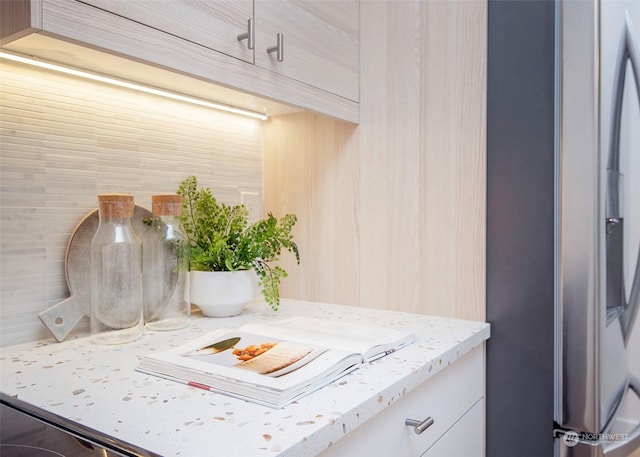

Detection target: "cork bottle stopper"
[151, 194, 183, 216]
[97, 193, 134, 218]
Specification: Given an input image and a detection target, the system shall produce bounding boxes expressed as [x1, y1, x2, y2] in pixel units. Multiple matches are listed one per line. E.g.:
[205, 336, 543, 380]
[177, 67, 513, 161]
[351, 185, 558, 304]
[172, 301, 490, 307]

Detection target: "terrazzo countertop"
[0, 299, 490, 457]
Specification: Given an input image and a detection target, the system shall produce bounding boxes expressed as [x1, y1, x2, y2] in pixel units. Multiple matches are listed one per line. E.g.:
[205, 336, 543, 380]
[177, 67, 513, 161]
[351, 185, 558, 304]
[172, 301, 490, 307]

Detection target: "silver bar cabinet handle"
[237, 18, 254, 50]
[405, 417, 434, 435]
[267, 33, 284, 62]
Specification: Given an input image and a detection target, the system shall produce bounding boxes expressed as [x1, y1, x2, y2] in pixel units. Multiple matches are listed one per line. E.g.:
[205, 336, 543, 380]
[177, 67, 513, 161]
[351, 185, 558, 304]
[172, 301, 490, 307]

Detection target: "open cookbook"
[136, 316, 417, 408]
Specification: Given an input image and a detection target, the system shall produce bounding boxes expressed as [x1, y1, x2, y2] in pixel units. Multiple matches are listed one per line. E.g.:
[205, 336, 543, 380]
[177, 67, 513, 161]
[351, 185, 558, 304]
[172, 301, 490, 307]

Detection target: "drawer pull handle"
[405, 417, 434, 435]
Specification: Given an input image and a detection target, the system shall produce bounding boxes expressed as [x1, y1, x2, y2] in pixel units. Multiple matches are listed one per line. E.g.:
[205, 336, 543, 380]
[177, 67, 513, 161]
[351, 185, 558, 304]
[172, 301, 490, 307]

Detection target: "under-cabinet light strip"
[0, 51, 269, 121]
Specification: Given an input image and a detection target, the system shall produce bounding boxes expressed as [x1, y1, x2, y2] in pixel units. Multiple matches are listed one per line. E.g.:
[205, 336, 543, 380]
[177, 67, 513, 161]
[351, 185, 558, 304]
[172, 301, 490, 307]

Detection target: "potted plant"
[177, 176, 299, 316]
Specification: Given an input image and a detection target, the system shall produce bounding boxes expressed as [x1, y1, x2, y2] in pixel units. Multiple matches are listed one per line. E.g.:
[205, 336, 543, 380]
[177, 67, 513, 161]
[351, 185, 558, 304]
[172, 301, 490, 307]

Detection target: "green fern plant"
[177, 176, 299, 311]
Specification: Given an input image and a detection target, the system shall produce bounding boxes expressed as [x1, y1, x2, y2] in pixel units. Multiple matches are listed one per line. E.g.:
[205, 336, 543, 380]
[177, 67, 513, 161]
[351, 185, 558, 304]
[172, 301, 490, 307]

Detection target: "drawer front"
[422, 399, 484, 457]
[319, 345, 484, 457]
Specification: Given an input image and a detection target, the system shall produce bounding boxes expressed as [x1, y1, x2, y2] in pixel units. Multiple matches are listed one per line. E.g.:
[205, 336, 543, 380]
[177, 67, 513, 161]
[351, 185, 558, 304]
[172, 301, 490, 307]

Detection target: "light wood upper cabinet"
[254, 0, 359, 102]
[81, 0, 360, 102]
[80, 0, 254, 63]
[0, 0, 359, 122]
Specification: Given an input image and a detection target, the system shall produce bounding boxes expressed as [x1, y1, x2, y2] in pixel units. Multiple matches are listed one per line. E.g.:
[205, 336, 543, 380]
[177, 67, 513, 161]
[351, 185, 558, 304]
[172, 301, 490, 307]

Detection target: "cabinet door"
[254, 0, 359, 101]
[80, 0, 254, 63]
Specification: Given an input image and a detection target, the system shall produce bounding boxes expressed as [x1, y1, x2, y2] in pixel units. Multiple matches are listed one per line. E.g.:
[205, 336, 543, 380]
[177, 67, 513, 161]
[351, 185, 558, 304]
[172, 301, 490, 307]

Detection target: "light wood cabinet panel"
[254, 0, 359, 102]
[358, 0, 486, 320]
[263, 112, 360, 306]
[80, 0, 254, 63]
[264, 1, 486, 321]
[0, 0, 41, 44]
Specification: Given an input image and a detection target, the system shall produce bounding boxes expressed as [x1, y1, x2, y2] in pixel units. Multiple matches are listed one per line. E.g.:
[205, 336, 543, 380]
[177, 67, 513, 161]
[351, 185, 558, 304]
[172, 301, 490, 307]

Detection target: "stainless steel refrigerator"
[555, 0, 640, 455]
[486, 1, 639, 456]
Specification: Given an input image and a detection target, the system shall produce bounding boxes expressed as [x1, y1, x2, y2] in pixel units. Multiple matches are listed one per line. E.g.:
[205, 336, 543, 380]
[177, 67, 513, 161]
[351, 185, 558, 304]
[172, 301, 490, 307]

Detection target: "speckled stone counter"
[0, 299, 490, 457]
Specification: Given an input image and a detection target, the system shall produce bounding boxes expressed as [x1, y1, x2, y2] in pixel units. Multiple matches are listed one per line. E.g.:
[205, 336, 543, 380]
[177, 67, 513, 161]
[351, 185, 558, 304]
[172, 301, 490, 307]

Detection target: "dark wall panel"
[486, 1, 556, 456]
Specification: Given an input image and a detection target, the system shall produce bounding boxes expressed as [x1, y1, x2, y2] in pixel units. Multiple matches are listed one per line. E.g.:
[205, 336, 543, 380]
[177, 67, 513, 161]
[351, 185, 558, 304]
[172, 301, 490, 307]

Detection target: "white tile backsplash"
[0, 60, 263, 347]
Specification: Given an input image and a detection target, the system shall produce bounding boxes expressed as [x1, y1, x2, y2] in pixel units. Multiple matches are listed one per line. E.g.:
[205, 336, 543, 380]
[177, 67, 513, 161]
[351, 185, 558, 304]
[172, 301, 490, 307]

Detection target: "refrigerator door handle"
[602, 374, 640, 457]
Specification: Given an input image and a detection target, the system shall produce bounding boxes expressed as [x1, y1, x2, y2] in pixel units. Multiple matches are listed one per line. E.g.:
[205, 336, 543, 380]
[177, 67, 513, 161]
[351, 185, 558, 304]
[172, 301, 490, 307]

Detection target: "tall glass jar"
[90, 194, 143, 344]
[142, 194, 190, 331]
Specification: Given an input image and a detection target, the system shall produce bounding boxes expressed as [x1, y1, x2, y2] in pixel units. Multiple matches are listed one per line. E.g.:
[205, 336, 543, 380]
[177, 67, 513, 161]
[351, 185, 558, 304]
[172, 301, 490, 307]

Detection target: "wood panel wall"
[264, 1, 487, 321]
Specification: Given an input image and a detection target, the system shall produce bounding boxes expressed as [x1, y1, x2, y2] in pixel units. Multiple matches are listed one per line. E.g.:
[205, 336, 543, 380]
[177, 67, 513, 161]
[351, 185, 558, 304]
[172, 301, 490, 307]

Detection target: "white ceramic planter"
[190, 270, 257, 317]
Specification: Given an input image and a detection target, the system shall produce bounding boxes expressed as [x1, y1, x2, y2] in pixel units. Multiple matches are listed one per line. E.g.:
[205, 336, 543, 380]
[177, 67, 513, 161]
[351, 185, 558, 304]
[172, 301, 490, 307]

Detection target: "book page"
[240, 317, 416, 360]
[184, 331, 323, 378]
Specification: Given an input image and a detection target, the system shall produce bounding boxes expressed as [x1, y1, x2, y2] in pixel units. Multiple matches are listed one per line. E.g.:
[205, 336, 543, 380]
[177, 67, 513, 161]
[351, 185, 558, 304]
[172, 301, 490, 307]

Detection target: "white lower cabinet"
[318, 345, 484, 457]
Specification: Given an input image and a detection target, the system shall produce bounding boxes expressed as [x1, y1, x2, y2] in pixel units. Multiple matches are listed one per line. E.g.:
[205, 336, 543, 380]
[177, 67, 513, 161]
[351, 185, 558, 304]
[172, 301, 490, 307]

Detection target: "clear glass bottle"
[90, 194, 143, 344]
[142, 194, 190, 330]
